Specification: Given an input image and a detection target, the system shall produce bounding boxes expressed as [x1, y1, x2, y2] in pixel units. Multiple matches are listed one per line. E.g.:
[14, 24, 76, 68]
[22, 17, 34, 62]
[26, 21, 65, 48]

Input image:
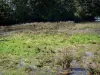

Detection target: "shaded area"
[0, 0, 100, 25]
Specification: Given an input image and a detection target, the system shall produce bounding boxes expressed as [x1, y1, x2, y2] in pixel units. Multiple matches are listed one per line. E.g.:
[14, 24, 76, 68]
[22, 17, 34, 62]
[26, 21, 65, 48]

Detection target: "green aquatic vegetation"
[0, 33, 100, 56]
[68, 34, 100, 44]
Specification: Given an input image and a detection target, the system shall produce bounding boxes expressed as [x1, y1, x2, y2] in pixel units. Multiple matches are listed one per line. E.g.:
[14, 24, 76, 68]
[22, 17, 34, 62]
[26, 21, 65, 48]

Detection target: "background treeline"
[0, 0, 100, 25]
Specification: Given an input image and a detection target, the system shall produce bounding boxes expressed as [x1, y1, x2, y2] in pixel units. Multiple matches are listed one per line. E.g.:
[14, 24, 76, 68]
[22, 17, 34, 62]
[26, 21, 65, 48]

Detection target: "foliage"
[0, 0, 13, 24]
[0, 0, 100, 24]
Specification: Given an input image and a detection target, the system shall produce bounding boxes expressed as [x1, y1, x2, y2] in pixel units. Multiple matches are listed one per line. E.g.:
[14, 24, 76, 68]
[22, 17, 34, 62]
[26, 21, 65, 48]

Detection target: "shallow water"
[70, 68, 88, 75]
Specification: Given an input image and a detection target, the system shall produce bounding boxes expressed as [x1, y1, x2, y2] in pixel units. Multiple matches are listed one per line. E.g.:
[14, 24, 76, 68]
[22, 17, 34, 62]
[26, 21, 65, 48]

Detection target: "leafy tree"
[12, 0, 31, 22]
[73, 0, 94, 21]
[0, 0, 100, 24]
[0, 0, 12, 24]
[91, 0, 100, 16]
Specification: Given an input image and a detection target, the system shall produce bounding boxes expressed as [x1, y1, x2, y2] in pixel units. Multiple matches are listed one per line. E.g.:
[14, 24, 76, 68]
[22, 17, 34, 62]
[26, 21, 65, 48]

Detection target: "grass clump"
[54, 48, 73, 69]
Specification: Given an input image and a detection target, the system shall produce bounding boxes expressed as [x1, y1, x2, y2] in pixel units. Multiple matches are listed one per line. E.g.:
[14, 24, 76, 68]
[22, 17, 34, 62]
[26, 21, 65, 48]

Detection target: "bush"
[54, 47, 74, 70]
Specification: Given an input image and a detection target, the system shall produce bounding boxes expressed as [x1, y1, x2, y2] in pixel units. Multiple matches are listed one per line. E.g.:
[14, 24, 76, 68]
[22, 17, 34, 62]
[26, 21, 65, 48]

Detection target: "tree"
[12, 0, 31, 22]
[73, 0, 94, 21]
[0, 0, 100, 25]
[0, 0, 12, 24]
[91, 0, 100, 16]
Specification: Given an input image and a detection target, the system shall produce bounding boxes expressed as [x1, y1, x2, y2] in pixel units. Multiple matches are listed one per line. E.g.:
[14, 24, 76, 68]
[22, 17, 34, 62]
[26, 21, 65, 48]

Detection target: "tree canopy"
[0, 0, 100, 25]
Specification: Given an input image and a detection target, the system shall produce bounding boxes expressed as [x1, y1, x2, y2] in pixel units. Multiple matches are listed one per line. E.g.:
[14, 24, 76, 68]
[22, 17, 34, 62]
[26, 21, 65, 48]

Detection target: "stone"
[85, 52, 94, 57]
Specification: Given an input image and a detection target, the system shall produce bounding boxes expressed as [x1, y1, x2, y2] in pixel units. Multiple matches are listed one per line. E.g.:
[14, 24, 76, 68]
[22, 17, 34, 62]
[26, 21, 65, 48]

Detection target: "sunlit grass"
[0, 33, 100, 57]
[0, 33, 68, 56]
[69, 34, 100, 44]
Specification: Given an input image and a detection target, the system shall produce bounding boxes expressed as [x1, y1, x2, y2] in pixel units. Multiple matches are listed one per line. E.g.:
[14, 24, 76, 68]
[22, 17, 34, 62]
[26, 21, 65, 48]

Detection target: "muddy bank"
[0, 22, 100, 36]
